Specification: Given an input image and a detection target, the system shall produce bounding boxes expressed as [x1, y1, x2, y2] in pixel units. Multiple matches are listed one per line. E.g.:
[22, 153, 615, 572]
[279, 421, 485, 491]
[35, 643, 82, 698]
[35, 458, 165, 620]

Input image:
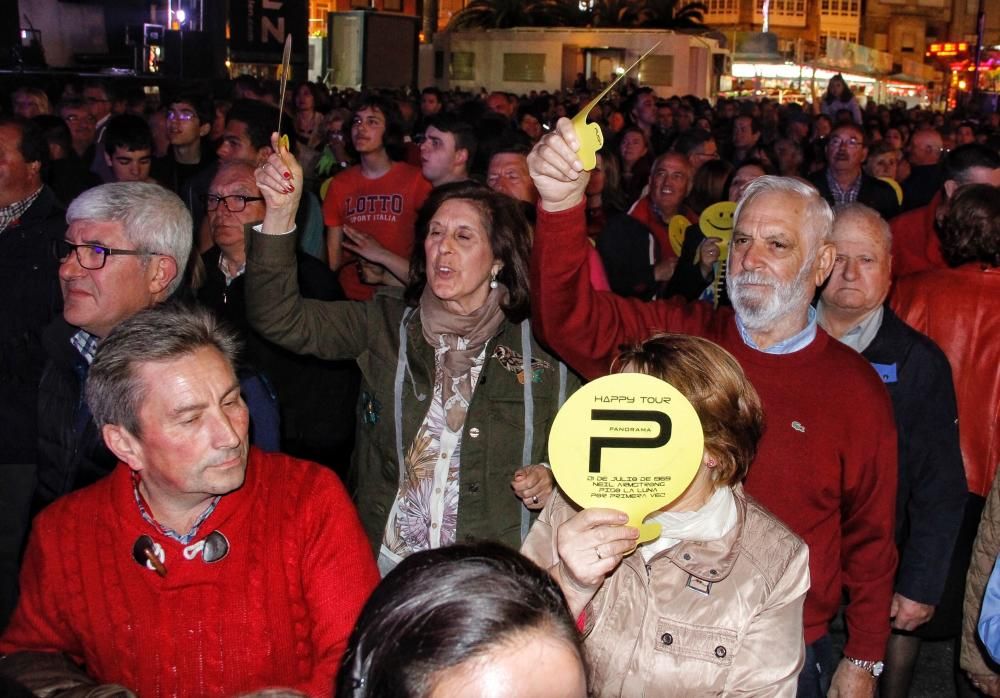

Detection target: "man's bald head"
[908, 128, 943, 167]
[821, 204, 893, 320]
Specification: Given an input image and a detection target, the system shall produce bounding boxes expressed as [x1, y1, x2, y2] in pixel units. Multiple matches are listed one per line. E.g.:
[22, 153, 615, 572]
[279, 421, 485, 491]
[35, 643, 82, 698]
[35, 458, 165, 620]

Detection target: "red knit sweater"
[0, 449, 379, 697]
[532, 202, 898, 660]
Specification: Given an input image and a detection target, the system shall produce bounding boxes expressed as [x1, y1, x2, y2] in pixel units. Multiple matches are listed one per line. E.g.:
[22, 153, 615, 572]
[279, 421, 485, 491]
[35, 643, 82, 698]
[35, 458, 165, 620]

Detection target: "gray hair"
[832, 203, 892, 250]
[67, 182, 193, 295]
[734, 175, 834, 251]
[86, 303, 241, 436]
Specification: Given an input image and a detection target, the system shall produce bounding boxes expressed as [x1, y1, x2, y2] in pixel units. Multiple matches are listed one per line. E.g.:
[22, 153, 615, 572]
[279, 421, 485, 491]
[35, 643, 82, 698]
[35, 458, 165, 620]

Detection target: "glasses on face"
[63, 114, 95, 124]
[167, 109, 197, 122]
[207, 194, 265, 213]
[53, 239, 161, 270]
[829, 136, 864, 149]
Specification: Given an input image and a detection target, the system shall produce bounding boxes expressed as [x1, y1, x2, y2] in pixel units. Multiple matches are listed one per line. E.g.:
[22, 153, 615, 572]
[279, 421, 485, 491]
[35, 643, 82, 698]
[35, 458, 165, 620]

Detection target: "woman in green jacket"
[246, 136, 577, 574]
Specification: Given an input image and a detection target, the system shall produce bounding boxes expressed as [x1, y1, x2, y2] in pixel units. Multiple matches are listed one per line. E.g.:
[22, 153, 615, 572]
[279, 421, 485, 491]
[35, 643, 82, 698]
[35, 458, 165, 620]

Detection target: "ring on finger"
[595, 546, 603, 560]
[531, 495, 539, 504]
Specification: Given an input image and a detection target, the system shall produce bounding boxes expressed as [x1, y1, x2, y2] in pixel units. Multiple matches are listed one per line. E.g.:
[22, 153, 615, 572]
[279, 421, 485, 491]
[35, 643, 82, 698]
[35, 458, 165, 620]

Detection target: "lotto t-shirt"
[323, 162, 432, 300]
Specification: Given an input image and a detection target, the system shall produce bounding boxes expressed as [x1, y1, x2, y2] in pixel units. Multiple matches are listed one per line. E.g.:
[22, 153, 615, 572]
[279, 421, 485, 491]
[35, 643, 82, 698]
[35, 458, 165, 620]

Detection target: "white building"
[428, 28, 727, 97]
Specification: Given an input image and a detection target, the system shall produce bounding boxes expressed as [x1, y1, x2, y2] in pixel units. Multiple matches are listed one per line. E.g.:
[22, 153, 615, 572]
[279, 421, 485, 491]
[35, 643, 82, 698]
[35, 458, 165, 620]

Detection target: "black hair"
[226, 99, 287, 151]
[671, 128, 714, 157]
[168, 91, 213, 126]
[2, 116, 49, 168]
[30, 114, 72, 161]
[348, 91, 406, 161]
[943, 143, 1000, 184]
[421, 86, 443, 101]
[424, 112, 478, 163]
[406, 180, 532, 323]
[824, 74, 855, 104]
[336, 543, 586, 698]
[104, 114, 153, 155]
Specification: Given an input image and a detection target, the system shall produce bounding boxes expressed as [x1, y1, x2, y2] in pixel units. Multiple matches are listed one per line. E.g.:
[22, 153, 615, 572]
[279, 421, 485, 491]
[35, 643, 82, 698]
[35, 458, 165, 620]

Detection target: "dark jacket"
[809, 170, 901, 220]
[0, 185, 64, 628]
[900, 164, 943, 213]
[197, 247, 359, 469]
[35, 319, 116, 512]
[0, 186, 65, 465]
[863, 305, 966, 605]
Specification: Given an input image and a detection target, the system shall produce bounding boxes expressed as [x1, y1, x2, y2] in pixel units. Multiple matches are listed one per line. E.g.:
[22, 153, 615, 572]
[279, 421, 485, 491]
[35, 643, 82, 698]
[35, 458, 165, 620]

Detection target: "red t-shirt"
[323, 162, 432, 300]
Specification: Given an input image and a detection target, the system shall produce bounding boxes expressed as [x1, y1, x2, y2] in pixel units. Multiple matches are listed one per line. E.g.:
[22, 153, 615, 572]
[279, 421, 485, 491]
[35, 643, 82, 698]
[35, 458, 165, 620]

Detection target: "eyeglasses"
[207, 194, 265, 213]
[53, 239, 162, 270]
[167, 109, 197, 122]
[829, 136, 864, 149]
[63, 114, 96, 124]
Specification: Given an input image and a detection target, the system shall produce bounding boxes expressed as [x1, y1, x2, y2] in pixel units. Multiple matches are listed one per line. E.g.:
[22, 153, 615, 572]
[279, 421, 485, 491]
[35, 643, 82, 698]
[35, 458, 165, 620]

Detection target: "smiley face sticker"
[548, 373, 704, 545]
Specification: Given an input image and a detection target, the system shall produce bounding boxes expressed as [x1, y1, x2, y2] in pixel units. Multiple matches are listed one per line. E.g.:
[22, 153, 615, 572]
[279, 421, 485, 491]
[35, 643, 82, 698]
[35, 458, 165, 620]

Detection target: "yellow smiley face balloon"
[548, 373, 704, 545]
[698, 201, 736, 262]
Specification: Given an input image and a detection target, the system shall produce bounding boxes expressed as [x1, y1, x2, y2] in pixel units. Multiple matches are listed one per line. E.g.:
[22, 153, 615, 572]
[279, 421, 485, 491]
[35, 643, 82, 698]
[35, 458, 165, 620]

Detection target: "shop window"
[451, 52, 475, 81]
[503, 53, 546, 82]
[642, 55, 674, 86]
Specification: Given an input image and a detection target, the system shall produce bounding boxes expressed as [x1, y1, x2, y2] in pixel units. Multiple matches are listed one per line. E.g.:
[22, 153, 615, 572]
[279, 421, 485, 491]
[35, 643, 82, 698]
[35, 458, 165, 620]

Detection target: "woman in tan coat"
[523, 334, 810, 697]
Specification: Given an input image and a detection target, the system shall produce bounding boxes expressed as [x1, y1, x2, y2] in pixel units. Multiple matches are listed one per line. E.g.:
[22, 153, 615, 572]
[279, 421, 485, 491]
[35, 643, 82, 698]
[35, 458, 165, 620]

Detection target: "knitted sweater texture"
[0, 449, 379, 697]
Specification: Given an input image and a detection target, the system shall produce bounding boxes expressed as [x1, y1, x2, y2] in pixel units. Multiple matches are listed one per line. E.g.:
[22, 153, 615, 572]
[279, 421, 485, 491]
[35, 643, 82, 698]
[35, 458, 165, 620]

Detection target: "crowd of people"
[0, 70, 998, 697]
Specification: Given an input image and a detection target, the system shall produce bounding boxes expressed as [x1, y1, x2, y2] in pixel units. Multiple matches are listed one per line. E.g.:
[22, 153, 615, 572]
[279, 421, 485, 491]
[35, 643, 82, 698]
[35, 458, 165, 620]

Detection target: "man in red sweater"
[0, 304, 378, 697]
[528, 120, 898, 698]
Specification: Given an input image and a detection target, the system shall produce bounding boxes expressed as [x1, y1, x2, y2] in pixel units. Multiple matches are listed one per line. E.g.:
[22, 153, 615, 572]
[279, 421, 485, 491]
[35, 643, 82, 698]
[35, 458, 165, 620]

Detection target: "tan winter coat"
[522, 484, 809, 697]
[962, 471, 1000, 679]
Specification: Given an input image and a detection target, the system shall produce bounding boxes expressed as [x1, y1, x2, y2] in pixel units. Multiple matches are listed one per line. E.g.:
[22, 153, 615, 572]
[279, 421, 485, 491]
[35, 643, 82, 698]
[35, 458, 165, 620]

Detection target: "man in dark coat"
[0, 117, 65, 631]
[817, 203, 966, 698]
[809, 123, 900, 221]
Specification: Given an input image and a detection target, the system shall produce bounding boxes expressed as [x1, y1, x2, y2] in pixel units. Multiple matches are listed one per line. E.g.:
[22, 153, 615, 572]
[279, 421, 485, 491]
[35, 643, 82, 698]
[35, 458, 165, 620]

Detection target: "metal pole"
[971, 0, 985, 99]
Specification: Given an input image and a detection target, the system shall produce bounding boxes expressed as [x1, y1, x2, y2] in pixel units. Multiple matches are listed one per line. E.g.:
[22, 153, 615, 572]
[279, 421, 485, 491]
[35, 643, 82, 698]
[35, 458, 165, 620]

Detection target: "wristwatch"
[845, 656, 884, 678]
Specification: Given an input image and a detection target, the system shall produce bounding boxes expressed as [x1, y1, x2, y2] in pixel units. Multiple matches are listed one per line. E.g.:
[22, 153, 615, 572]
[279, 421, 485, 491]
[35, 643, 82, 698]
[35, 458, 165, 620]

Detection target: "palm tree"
[587, 0, 644, 28]
[447, 0, 585, 30]
[636, 0, 708, 28]
[445, 0, 707, 30]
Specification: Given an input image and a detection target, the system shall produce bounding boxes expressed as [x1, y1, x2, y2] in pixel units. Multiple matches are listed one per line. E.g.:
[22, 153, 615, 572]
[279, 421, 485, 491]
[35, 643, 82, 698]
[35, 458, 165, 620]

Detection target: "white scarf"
[640, 486, 738, 562]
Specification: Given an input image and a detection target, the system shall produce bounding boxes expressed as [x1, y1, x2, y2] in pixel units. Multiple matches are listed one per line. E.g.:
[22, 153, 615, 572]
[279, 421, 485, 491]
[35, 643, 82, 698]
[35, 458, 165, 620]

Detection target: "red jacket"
[627, 196, 698, 263]
[531, 201, 898, 660]
[889, 192, 947, 281]
[892, 264, 1000, 497]
[0, 449, 379, 697]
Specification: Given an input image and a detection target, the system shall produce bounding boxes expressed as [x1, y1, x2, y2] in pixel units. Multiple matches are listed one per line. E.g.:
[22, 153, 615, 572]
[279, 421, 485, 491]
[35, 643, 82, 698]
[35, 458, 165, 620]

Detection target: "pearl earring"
[490, 272, 498, 289]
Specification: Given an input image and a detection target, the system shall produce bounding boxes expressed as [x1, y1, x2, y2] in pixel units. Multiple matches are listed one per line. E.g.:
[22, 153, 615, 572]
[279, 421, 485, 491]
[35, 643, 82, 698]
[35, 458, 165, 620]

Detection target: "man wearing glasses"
[33, 182, 190, 521]
[0, 116, 66, 631]
[809, 123, 900, 221]
[197, 161, 357, 471]
[152, 92, 216, 204]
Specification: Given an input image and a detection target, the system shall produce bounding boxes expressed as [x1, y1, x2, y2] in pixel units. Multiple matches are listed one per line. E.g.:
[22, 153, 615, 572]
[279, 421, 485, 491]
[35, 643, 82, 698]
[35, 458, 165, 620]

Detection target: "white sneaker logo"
[791, 421, 806, 433]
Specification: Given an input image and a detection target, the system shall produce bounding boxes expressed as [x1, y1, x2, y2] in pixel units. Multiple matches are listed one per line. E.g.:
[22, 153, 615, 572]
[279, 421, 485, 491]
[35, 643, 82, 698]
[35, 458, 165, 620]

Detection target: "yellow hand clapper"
[572, 43, 661, 172]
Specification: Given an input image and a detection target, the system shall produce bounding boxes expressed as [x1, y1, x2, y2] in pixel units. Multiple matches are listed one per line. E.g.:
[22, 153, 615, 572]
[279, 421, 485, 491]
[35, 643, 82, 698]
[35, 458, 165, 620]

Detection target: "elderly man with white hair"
[527, 119, 899, 698]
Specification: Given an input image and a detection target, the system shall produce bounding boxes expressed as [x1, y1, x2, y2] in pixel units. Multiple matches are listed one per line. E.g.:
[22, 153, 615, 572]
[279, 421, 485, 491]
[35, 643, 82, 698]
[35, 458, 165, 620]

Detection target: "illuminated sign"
[928, 42, 969, 57]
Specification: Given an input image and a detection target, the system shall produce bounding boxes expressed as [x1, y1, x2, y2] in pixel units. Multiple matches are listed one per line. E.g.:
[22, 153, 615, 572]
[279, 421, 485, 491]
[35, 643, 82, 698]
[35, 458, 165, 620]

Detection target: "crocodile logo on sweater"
[791, 421, 806, 433]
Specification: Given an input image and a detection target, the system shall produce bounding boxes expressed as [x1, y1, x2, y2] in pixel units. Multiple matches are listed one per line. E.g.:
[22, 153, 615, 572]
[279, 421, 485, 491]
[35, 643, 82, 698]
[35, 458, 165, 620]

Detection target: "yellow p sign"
[548, 373, 703, 545]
